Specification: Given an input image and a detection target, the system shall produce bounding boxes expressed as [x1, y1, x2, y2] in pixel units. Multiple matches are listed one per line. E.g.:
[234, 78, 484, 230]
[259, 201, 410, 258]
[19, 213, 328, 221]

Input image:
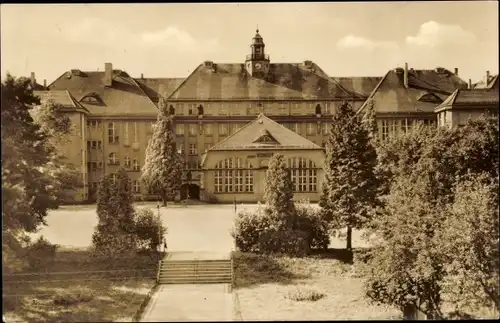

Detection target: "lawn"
[3, 248, 159, 323]
[232, 251, 401, 321]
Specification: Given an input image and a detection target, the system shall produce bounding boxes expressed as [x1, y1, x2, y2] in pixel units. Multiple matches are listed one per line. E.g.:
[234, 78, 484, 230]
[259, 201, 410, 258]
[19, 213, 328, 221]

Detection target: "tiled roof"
[208, 113, 322, 151]
[168, 63, 364, 101]
[357, 67, 469, 115]
[473, 74, 499, 90]
[330, 77, 382, 97]
[436, 89, 499, 110]
[33, 90, 90, 114]
[48, 70, 158, 116]
[134, 78, 185, 102]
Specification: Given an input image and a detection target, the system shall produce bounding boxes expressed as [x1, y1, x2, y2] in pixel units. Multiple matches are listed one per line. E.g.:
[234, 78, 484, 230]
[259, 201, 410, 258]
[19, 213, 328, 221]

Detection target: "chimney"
[454, 68, 458, 75]
[486, 70, 490, 81]
[104, 62, 113, 87]
[469, 79, 472, 89]
[141, 73, 144, 79]
[43, 79, 47, 88]
[30, 72, 36, 86]
[404, 62, 408, 88]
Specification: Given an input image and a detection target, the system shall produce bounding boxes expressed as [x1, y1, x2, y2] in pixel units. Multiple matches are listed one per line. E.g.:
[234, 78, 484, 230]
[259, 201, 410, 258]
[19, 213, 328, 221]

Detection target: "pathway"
[140, 251, 234, 322]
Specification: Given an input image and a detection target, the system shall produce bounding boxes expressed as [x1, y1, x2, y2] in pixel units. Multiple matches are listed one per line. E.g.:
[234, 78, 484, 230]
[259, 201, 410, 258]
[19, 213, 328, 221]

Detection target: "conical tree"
[319, 101, 378, 253]
[92, 169, 137, 258]
[141, 99, 185, 205]
[263, 153, 296, 229]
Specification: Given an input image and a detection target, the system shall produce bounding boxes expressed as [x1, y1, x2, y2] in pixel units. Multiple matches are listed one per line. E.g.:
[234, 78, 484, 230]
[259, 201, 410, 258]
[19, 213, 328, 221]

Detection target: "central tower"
[245, 29, 270, 77]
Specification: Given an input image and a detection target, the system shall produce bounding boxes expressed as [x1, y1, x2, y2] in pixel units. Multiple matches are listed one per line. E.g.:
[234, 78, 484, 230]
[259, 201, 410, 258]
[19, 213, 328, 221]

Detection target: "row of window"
[379, 119, 437, 140]
[212, 157, 318, 193]
[169, 102, 334, 116]
[175, 122, 330, 136]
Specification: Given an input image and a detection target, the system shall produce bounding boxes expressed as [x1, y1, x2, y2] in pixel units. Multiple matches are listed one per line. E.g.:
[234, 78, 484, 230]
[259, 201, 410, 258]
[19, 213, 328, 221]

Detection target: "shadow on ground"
[309, 247, 374, 264]
[232, 252, 310, 289]
[3, 249, 160, 322]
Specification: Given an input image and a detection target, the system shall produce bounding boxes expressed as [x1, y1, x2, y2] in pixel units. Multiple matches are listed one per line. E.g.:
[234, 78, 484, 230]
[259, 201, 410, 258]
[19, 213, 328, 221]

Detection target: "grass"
[232, 250, 401, 321]
[2, 248, 159, 322]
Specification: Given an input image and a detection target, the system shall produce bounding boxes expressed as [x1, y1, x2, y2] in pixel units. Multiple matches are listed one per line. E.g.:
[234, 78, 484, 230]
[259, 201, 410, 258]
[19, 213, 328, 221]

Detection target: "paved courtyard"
[33, 203, 260, 251]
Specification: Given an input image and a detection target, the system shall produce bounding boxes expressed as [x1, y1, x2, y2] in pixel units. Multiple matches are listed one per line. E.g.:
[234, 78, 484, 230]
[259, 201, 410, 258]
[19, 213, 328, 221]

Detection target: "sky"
[1, 2, 498, 85]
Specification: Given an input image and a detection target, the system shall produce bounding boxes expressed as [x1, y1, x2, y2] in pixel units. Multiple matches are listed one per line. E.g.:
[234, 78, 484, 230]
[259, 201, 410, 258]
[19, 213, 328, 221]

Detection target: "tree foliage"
[92, 170, 137, 258]
[134, 207, 168, 251]
[319, 102, 378, 251]
[1, 74, 80, 273]
[141, 99, 185, 205]
[365, 115, 499, 318]
[263, 153, 296, 229]
[439, 173, 499, 312]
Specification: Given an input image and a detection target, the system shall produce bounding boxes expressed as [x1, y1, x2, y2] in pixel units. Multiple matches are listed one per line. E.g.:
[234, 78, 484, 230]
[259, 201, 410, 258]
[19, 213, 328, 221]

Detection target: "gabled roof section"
[208, 113, 322, 151]
[473, 74, 499, 90]
[33, 90, 90, 114]
[330, 76, 382, 97]
[356, 67, 469, 116]
[48, 69, 158, 116]
[168, 62, 364, 101]
[435, 89, 499, 111]
[134, 78, 185, 103]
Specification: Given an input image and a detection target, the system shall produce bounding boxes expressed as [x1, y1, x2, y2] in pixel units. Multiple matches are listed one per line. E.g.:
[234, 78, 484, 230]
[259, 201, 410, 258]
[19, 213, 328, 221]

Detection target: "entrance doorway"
[180, 183, 200, 200]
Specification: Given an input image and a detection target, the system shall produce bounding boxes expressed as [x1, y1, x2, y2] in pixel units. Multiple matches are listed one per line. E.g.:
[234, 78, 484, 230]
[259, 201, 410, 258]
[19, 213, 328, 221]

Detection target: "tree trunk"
[346, 226, 352, 251]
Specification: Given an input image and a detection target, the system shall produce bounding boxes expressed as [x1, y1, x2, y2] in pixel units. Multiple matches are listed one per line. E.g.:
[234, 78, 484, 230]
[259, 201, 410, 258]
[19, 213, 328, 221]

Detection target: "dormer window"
[417, 93, 443, 104]
[253, 130, 280, 145]
[80, 92, 103, 105]
[197, 105, 204, 115]
[315, 104, 322, 115]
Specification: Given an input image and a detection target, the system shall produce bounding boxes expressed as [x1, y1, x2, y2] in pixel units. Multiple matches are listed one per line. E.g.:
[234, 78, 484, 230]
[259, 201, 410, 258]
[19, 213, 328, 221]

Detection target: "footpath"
[140, 251, 234, 322]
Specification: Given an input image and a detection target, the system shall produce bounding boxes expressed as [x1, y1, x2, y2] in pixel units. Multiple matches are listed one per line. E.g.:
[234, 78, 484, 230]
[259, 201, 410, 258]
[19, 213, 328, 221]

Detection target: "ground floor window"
[287, 157, 317, 192]
[214, 157, 254, 193]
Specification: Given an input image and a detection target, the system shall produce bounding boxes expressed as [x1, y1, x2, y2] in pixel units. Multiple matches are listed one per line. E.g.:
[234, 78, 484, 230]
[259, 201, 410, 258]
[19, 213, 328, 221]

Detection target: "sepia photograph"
[1, 1, 499, 322]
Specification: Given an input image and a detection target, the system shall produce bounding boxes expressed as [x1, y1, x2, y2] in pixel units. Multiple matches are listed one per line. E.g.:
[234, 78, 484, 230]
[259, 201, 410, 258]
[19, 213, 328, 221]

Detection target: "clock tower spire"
[245, 28, 270, 77]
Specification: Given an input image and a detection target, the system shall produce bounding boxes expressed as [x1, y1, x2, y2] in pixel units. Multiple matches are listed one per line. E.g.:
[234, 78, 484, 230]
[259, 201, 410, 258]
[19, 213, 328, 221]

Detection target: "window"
[108, 153, 118, 165]
[381, 120, 390, 140]
[110, 173, 117, 184]
[231, 103, 240, 116]
[189, 143, 197, 155]
[389, 120, 398, 137]
[293, 123, 300, 133]
[134, 122, 138, 144]
[219, 104, 227, 116]
[124, 156, 131, 168]
[287, 157, 317, 192]
[204, 124, 213, 135]
[176, 124, 184, 135]
[108, 122, 119, 144]
[232, 123, 243, 133]
[214, 158, 254, 193]
[306, 123, 315, 135]
[87, 120, 101, 128]
[124, 122, 129, 146]
[219, 124, 228, 136]
[88, 140, 102, 149]
[292, 102, 301, 115]
[280, 102, 289, 115]
[133, 180, 140, 193]
[188, 124, 197, 136]
[132, 159, 140, 171]
[214, 170, 223, 193]
[81, 95, 102, 104]
[87, 161, 99, 172]
[323, 102, 330, 115]
[188, 104, 195, 115]
[176, 103, 184, 115]
[401, 119, 414, 134]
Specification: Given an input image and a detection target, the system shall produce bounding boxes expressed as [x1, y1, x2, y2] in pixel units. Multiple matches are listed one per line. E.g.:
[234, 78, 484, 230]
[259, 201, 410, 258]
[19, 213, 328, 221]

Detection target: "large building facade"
[34, 29, 498, 203]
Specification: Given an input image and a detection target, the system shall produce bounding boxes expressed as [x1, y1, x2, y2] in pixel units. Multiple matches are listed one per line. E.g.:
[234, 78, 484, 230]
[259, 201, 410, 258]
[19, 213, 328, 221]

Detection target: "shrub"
[232, 207, 270, 252]
[134, 208, 167, 251]
[53, 286, 94, 306]
[295, 201, 330, 250]
[25, 236, 58, 270]
[285, 285, 325, 302]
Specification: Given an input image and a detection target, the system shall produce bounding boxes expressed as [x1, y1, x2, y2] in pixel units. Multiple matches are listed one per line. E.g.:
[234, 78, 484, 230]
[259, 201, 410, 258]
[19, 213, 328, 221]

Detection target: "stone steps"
[157, 259, 233, 285]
